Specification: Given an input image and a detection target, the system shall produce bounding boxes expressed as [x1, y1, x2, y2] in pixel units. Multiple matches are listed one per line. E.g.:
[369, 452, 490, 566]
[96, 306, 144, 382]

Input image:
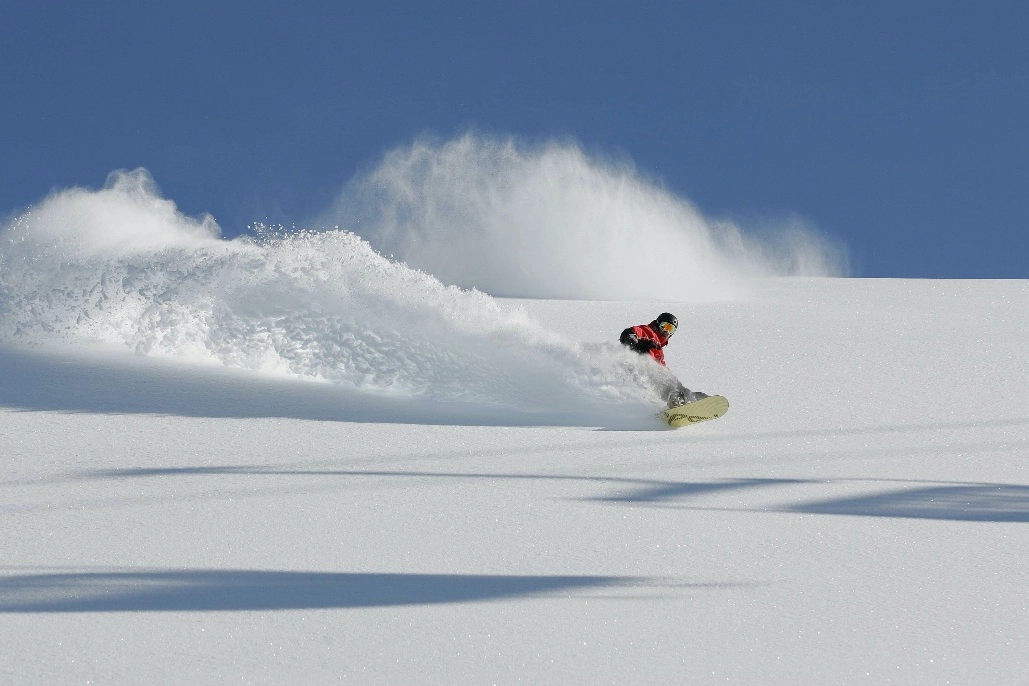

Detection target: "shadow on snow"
[25, 466, 1029, 524]
[601, 477, 1029, 523]
[787, 484, 1029, 522]
[0, 570, 652, 613]
[0, 346, 650, 429]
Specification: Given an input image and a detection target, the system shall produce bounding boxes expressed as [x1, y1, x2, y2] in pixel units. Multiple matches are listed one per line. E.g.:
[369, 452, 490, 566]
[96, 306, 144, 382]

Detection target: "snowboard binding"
[666, 389, 709, 408]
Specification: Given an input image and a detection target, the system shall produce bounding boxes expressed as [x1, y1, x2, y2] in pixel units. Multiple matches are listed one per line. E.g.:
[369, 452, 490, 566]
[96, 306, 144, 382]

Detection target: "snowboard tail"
[660, 395, 729, 428]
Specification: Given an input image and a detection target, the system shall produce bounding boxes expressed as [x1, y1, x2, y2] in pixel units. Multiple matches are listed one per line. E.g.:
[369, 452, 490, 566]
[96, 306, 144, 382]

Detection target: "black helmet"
[654, 312, 678, 337]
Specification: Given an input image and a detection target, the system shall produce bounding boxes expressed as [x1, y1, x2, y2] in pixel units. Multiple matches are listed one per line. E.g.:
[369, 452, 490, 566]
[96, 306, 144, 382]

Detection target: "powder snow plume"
[327, 133, 848, 300]
[0, 169, 664, 411]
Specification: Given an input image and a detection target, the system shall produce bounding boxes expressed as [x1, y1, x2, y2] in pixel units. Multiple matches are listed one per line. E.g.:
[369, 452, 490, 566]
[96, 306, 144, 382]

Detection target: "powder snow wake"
[0, 170, 664, 415]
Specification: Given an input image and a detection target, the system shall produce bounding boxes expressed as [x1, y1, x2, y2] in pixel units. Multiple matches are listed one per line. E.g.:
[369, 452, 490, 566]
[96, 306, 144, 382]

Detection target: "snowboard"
[660, 395, 729, 428]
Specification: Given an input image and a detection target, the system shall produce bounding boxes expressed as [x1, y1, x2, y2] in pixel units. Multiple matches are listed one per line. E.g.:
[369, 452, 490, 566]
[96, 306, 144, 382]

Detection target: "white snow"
[1, 173, 1027, 684]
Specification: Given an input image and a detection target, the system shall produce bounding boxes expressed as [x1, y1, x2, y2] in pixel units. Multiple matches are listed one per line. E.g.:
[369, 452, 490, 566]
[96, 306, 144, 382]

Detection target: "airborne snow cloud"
[326, 133, 849, 300]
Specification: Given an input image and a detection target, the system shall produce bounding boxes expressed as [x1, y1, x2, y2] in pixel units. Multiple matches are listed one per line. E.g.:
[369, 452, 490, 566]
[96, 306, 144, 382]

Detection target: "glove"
[622, 332, 657, 354]
[621, 328, 659, 354]
[634, 338, 658, 353]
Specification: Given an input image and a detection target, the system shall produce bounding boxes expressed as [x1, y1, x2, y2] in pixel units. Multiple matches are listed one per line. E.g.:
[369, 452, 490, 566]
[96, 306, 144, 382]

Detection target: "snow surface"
[1, 171, 1028, 684]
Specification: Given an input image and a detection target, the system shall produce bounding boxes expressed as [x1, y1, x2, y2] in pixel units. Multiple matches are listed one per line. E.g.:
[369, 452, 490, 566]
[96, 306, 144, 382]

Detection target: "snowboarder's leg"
[663, 378, 709, 408]
[664, 380, 691, 408]
[642, 363, 707, 408]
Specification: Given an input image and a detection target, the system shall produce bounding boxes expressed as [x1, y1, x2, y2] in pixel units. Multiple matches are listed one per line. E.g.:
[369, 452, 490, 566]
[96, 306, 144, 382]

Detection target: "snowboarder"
[619, 312, 706, 408]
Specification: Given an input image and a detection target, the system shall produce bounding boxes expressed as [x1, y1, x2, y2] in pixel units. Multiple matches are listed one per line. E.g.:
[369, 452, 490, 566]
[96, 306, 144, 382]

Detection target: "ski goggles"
[658, 321, 677, 336]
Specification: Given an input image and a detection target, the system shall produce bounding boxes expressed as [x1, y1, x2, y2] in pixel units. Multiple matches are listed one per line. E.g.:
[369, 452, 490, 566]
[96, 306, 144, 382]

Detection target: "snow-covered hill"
[1, 171, 1026, 684]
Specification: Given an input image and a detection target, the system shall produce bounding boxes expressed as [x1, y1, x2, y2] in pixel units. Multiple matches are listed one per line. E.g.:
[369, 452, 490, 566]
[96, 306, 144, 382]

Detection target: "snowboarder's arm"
[620, 327, 658, 353]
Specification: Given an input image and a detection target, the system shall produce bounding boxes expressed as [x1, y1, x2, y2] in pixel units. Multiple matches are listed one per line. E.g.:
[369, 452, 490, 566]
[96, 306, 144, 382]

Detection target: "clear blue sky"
[2, 1, 1026, 278]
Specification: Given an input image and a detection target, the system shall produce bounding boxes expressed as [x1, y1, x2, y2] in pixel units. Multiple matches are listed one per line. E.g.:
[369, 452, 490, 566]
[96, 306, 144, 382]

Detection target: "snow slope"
[1, 171, 1027, 684]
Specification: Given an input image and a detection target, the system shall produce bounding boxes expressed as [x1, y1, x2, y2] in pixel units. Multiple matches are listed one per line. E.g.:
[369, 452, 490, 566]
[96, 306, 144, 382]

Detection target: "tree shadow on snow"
[786, 483, 1029, 522]
[41, 466, 1029, 524]
[601, 476, 1029, 523]
[0, 569, 663, 613]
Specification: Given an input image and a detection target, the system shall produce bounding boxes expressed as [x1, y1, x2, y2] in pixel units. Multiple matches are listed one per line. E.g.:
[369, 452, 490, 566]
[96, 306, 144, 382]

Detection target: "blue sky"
[2, 1, 1026, 278]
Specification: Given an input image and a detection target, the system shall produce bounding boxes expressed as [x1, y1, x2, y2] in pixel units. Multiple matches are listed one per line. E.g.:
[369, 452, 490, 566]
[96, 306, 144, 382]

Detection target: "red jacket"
[620, 323, 669, 366]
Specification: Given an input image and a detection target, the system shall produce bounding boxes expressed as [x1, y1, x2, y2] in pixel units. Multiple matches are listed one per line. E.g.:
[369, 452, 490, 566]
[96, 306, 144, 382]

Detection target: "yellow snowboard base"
[660, 395, 729, 428]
